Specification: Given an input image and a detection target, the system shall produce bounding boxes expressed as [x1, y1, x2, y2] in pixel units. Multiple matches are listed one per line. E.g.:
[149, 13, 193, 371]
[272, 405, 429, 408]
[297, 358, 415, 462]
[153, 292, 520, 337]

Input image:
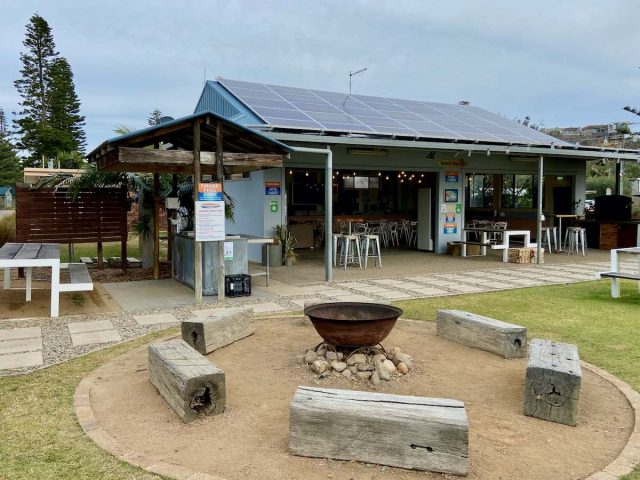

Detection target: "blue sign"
[197, 183, 223, 201]
[265, 182, 281, 195]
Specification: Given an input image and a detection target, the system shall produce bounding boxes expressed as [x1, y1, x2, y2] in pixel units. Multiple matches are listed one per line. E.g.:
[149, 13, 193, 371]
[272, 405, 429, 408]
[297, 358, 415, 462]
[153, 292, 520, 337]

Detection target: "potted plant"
[274, 224, 299, 266]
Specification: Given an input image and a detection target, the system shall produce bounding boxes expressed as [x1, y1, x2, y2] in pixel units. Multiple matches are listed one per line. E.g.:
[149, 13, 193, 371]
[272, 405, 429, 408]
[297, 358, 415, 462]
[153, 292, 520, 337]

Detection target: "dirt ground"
[88, 317, 633, 480]
[0, 280, 121, 320]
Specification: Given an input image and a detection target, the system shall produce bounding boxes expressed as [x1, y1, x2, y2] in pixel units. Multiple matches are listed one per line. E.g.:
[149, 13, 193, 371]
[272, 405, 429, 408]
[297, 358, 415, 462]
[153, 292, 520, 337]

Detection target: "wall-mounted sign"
[455, 203, 462, 214]
[443, 223, 457, 234]
[445, 213, 456, 223]
[440, 159, 464, 167]
[270, 200, 279, 212]
[223, 242, 234, 260]
[445, 171, 459, 183]
[195, 201, 225, 241]
[265, 181, 281, 195]
[197, 183, 223, 201]
[444, 188, 459, 203]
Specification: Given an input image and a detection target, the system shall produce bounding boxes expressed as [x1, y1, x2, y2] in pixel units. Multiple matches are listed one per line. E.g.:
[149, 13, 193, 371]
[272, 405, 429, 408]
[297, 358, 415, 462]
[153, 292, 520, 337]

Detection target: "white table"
[602, 247, 640, 298]
[490, 230, 537, 263]
[1, 243, 61, 317]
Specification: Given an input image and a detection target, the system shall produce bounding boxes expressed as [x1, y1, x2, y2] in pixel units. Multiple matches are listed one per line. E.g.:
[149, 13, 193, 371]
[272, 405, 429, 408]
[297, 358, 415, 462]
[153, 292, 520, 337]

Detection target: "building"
[0, 186, 15, 207]
[193, 78, 639, 262]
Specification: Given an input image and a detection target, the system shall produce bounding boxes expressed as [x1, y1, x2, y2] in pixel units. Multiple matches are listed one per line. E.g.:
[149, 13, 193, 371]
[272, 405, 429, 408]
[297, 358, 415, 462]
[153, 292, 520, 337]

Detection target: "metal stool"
[541, 226, 558, 253]
[332, 234, 343, 266]
[564, 227, 586, 256]
[340, 235, 362, 269]
[362, 234, 382, 268]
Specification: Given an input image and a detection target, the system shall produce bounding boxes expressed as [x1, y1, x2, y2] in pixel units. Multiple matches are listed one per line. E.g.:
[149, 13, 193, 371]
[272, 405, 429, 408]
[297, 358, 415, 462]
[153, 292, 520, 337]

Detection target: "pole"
[193, 120, 202, 304]
[153, 172, 160, 280]
[288, 146, 333, 282]
[536, 155, 544, 265]
[216, 119, 225, 301]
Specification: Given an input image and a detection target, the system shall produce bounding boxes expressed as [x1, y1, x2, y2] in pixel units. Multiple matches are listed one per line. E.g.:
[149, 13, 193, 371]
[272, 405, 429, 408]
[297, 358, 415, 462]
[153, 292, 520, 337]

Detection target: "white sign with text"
[195, 201, 225, 241]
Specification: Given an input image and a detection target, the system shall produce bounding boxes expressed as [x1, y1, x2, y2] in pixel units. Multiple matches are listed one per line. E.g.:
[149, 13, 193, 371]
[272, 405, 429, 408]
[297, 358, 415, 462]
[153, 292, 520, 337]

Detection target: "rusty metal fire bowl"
[304, 302, 403, 347]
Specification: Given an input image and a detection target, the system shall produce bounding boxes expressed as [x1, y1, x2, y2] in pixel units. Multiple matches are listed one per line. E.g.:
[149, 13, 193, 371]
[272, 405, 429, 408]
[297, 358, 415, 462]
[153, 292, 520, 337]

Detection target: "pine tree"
[148, 109, 163, 126]
[0, 108, 20, 185]
[13, 13, 59, 165]
[13, 14, 86, 164]
[47, 57, 86, 153]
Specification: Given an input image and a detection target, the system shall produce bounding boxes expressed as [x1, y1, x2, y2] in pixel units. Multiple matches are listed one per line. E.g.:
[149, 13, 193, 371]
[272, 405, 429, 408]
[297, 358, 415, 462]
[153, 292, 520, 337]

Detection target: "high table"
[554, 214, 577, 252]
[1, 243, 61, 317]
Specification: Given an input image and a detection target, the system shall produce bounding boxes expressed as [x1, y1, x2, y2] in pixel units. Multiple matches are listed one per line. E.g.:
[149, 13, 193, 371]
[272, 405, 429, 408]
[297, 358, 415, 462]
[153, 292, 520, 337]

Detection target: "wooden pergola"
[86, 111, 291, 301]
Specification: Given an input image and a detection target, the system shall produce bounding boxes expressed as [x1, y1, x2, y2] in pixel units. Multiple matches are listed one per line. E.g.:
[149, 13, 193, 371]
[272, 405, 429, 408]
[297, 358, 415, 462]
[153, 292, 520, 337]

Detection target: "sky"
[1, 0, 640, 152]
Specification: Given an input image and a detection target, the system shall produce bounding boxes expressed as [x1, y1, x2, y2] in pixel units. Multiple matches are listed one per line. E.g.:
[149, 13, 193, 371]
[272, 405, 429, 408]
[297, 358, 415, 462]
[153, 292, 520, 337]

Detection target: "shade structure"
[86, 110, 291, 174]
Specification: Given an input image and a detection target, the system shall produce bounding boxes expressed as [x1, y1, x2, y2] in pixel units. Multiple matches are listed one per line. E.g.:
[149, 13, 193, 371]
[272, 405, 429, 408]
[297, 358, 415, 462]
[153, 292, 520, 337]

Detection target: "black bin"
[224, 274, 251, 297]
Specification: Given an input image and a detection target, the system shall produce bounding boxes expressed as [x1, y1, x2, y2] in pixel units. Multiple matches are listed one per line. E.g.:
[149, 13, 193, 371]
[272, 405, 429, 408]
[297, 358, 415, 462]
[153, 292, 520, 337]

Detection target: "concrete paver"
[250, 302, 288, 314]
[0, 351, 43, 369]
[71, 330, 122, 347]
[68, 320, 122, 347]
[0, 337, 42, 355]
[134, 313, 178, 326]
[0, 326, 41, 341]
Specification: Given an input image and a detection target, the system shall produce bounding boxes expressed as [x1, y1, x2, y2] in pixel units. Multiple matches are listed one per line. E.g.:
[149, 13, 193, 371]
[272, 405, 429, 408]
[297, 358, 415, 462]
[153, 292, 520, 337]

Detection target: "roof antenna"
[349, 67, 367, 94]
[203, 65, 207, 85]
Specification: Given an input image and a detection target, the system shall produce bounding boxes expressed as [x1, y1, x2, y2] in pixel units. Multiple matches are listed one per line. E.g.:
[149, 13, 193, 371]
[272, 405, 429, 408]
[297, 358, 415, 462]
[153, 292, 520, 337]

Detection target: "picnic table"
[597, 247, 640, 298]
[459, 227, 537, 262]
[1, 242, 92, 318]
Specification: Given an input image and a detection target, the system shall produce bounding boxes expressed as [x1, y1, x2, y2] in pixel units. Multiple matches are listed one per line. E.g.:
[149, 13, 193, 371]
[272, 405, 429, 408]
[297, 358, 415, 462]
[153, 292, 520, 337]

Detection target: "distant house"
[0, 186, 15, 207]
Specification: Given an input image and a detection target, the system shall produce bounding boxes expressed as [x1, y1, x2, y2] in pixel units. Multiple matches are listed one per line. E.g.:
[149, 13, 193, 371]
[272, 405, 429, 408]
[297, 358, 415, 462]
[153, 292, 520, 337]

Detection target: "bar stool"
[332, 233, 343, 266]
[341, 235, 362, 269]
[541, 226, 558, 253]
[362, 234, 383, 268]
[564, 227, 586, 256]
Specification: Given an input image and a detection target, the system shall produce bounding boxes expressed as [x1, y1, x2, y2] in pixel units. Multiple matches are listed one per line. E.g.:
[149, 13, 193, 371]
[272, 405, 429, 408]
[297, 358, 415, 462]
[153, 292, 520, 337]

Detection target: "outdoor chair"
[564, 227, 586, 256]
[340, 235, 362, 269]
[362, 234, 383, 268]
[490, 222, 507, 245]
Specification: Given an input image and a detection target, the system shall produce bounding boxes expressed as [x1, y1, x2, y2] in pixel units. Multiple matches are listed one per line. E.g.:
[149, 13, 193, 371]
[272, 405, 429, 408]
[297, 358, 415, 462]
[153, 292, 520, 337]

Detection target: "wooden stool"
[362, 234, 382, 268]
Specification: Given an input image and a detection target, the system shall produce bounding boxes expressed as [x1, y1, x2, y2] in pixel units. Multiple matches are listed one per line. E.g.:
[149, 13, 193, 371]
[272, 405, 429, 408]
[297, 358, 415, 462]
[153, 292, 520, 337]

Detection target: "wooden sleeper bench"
[289, 386, 469, 475]
[523, 338, 581, 426]
[148, 339, 226, 423]
[436, 310, 527, 359]
[181, 306, 254, 355]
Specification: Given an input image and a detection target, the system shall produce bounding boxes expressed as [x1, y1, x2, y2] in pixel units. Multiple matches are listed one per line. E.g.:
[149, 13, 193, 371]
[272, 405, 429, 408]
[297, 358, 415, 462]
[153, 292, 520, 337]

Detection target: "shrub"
[0, 214, 16, 246]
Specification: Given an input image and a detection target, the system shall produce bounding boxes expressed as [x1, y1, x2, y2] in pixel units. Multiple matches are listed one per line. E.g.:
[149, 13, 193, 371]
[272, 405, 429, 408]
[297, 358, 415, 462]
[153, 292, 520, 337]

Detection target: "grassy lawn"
[0, 280, 639, 479]
[60, 238, 168, 263]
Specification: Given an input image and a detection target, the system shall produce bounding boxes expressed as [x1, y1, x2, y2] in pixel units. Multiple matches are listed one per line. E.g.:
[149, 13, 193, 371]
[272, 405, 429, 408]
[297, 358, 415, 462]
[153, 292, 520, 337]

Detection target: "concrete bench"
[148, 339, 225, 423]
[437, 310, 527, 359]
[289, 386, 469, 475]
[59, 263, 93, 293]
[181, 306, 254, 354]
[523, 338, 581, 426]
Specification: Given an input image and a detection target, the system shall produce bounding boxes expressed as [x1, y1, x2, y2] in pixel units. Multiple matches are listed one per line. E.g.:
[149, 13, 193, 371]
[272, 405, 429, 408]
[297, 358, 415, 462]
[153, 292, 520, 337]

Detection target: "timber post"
[193, 120, 203, 304]
[215, 119, 225, 301]
[153, 170, 161, 280]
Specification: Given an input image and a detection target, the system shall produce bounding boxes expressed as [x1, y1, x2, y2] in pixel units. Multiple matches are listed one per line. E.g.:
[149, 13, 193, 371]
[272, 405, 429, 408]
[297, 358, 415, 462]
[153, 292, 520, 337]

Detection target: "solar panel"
[218, 79, 567, 145]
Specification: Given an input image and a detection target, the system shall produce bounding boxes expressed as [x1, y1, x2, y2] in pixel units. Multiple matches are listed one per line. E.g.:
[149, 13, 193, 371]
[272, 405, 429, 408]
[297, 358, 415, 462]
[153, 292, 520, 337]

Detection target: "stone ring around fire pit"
[303, 302, 403, 348]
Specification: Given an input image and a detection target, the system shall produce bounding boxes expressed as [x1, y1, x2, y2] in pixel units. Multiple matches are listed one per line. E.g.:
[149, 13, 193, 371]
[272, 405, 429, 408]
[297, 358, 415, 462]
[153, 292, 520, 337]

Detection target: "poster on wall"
[445, 171, 459, 182]
[195, 201, 225, 241]
[265, 182, 281, 195]
[197, 183, 223, 201]
[444, 188, 459, 203]
[445, 213, 456, 223]
[223, 242, 234, 260]
[443, 223, 457, 234]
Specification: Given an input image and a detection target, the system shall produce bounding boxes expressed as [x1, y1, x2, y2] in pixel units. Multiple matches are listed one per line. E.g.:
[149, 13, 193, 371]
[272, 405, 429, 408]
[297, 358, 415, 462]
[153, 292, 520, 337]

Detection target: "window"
[465, 174, 493, 208]
[501, 174, 537, 208]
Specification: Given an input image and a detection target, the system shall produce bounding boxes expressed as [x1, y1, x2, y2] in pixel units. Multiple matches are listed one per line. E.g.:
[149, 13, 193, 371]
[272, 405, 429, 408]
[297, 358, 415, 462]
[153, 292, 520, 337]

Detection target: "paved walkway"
[0, 258, 634, 375]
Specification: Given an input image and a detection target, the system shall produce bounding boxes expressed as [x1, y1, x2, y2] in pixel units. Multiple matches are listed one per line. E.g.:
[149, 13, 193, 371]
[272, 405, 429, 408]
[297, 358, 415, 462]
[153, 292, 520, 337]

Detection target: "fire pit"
[304, 302, 403, 347]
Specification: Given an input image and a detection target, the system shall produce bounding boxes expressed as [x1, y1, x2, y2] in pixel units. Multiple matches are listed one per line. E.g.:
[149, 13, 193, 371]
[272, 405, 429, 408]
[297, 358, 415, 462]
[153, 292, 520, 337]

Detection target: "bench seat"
[598, 271, 640, 281]
[59, 263, 93, 292]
